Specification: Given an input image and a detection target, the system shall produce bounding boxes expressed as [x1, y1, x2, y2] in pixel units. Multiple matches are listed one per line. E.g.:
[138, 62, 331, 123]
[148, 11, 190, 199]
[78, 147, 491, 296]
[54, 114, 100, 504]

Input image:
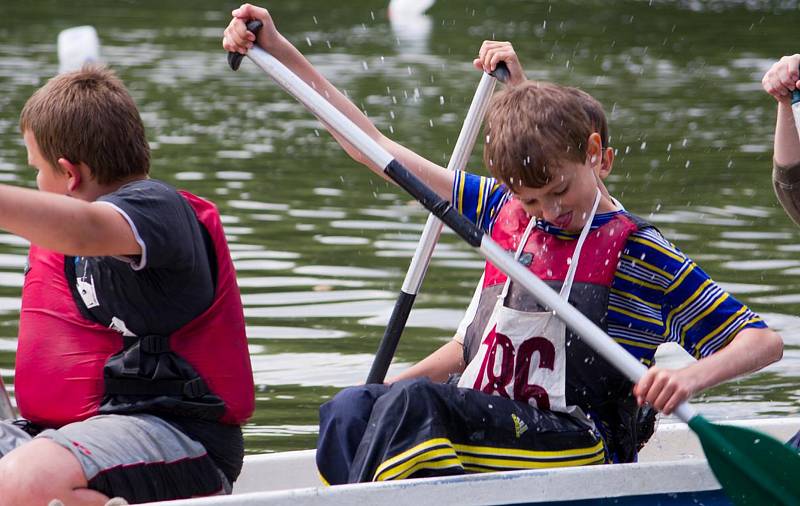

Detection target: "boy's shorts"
[0, 413, 230, 503]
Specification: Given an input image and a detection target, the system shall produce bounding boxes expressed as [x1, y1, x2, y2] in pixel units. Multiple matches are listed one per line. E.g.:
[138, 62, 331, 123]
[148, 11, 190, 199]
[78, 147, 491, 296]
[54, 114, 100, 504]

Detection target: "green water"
[0, 0, 798, 453]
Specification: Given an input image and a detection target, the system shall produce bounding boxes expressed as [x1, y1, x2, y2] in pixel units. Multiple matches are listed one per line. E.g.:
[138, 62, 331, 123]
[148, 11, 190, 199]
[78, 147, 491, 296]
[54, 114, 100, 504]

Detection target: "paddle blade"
[689, 415, 800, 505]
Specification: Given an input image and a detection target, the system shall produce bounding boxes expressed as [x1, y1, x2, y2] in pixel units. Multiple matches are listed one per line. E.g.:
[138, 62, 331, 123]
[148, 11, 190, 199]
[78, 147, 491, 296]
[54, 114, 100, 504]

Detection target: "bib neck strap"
[499, 188, 602, 303]
[559, 188, 602, 301]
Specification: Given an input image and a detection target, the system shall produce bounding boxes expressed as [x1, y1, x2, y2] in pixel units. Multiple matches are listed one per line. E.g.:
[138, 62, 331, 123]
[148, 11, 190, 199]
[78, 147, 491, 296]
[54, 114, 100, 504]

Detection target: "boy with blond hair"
[0, 66, 254, 504]
[224, 4, 783, 484]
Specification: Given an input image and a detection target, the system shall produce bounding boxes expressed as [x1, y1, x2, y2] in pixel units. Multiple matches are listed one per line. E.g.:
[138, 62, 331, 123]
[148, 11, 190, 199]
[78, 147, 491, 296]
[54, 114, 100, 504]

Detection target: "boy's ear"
[586, 132, 603, 173]
[57, 157, 82, 193]
[600, 146, 614, 180]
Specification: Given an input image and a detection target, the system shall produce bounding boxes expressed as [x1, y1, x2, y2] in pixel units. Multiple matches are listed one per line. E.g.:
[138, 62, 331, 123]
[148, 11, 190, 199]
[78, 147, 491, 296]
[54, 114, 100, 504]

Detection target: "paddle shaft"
[240, 44, 699, 422]
[0, 376, 13, 419]
[366, 67, 504, 384]
[792, 89, 800, 141]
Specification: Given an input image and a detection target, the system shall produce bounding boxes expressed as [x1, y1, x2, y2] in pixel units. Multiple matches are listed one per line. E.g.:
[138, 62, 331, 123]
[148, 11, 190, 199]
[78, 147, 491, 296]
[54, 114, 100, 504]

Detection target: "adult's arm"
[773, 159, 800, 226]
[762, 55, 800, 224]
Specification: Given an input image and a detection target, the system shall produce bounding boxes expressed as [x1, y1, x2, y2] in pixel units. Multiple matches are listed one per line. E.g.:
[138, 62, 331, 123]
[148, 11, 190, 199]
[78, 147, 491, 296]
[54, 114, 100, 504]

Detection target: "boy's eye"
[554, 186, 568, 196]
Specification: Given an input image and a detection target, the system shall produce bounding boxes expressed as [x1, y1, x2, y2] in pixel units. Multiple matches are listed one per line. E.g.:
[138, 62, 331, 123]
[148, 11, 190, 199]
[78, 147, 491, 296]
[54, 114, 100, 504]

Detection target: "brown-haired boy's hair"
[483, 81, 592, 190]
[19, 65, 150, 185]
[566, 86, 608, 148]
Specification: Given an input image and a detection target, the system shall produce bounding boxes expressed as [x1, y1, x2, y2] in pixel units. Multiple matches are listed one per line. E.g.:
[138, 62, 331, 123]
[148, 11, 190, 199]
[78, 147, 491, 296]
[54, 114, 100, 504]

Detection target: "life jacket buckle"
[182, 378, 208, 399]
[140, 334, 170, 354]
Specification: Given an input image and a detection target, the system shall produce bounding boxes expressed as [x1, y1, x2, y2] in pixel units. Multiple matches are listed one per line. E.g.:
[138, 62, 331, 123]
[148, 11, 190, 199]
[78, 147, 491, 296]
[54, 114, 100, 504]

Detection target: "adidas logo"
[512, 413, 528, 438]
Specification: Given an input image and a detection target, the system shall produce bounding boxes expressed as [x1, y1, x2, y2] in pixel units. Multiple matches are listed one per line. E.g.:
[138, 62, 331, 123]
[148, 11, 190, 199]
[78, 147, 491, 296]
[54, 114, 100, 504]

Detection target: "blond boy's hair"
[483, 81, 592, 190]
[20, 65, 149, 185]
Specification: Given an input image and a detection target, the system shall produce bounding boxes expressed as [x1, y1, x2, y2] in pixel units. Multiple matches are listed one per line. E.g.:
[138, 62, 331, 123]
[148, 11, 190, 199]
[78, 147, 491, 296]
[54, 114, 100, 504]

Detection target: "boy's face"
[510, 134, 613, 232]
[23, 131, 70, 195]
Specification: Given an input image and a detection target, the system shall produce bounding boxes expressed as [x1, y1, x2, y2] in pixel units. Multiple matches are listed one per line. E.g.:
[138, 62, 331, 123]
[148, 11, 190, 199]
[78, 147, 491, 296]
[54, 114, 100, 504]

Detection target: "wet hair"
[565, 86, 609, 148]
[20, 65, 150, 185]
[483, 81, 593, 190]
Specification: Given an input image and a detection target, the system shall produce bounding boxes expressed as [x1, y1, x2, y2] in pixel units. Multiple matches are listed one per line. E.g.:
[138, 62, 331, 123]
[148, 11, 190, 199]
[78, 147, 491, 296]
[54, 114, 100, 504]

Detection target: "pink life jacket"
[461, 198, 648, 462]
[15, 191, 254, 427]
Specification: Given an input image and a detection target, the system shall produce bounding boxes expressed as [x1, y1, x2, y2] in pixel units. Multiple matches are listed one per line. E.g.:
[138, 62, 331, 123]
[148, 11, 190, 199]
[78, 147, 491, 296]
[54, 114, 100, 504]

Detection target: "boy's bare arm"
[385, 339, 466, 384]
[0, 184, 140, 257]
[223, 4, 455, 199]
[633, 327, 783, 415]
[762, 54, 800, 167]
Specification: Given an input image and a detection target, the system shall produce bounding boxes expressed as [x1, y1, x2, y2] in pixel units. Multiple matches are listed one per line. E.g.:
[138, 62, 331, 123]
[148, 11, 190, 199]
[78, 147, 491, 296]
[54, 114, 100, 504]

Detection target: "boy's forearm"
[0, 184, 139, 257]
[685, 327, 783, 393]
[774, 102, 800, 167]
[268, 36, 384, 157]
[262, 32, 455, 199]
[386, 339, 465, 384]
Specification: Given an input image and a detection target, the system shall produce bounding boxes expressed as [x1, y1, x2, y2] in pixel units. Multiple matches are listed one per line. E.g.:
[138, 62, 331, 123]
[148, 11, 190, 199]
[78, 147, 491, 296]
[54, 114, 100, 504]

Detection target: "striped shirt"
[452, 170, 766, 365]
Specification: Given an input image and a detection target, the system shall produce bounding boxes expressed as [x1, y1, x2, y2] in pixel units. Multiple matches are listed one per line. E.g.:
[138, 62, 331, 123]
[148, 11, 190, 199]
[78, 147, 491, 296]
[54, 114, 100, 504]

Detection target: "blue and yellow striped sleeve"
[607, 227, 766, 364]
[451, 170, 510, 233]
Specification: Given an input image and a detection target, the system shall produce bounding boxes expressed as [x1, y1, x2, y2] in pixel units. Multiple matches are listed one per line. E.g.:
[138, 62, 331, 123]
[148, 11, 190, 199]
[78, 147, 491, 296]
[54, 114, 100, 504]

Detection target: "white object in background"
[388, 0, 435, 54]
[57, 26, 101, 73]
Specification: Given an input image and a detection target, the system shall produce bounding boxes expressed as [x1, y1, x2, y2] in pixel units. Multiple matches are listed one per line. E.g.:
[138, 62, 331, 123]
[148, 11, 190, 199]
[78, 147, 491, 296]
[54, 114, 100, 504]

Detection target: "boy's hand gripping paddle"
[227, 21, 800, 504]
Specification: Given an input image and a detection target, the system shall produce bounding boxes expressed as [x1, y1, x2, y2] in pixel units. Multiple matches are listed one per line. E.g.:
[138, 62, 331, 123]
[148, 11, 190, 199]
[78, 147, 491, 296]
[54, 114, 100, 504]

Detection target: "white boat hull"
[148, 417, 799, 505]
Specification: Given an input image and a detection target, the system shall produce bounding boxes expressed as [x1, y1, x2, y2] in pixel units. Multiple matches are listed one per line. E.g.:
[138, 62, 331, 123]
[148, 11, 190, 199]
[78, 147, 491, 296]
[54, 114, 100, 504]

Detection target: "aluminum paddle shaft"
[0, 376, 13, 419]
[366, 65, 506, 384]
[241, 44, 699, 422]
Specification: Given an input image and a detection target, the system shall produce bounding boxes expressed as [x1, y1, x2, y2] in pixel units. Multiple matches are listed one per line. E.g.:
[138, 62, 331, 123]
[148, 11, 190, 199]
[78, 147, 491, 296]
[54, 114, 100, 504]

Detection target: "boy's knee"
[0, 439, 90, 505]
[320, 384, 389, 422]
[373, 378, 442, 414]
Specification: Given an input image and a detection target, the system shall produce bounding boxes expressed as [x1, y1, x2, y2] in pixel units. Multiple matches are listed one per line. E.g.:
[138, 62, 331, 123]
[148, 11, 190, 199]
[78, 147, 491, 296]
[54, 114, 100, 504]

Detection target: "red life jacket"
[462, 198, 648, 462]
[16, 191, 254, 427]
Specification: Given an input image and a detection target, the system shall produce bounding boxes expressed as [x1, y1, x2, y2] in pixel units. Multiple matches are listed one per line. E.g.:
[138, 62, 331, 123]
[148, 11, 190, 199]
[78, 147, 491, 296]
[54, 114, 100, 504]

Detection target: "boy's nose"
[541, 202, 562, 222]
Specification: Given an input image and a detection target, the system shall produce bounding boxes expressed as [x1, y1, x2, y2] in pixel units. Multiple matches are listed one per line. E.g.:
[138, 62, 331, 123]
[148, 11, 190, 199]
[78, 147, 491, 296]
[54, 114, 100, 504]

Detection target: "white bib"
[458, 190, 601, 413]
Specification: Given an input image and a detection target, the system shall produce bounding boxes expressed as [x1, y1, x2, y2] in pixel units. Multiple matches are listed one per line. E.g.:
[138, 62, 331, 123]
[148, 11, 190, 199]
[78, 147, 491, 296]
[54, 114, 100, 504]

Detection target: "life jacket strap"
[104, 376, 209, 399]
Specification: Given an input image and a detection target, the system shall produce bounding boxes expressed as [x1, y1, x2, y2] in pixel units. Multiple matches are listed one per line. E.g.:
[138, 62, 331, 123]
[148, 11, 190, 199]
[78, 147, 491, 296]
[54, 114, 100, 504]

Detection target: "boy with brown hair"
[0, 65, 254, 505]
[224, 4, 783, 485]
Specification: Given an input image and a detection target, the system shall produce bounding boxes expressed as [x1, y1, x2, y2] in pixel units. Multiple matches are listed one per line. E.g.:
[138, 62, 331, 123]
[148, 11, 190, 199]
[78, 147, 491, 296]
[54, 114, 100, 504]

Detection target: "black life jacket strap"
[105, 376, 209, 399]
[123, 334, 170, 354]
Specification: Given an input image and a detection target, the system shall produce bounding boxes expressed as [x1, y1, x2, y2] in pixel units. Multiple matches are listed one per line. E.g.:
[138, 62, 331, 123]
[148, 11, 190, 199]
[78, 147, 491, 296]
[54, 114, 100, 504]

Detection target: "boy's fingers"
[644, 374, 668, 406]
[633, 369, 656, 404]
[652, 381, 677, 411]
[473, 58, 484, 71]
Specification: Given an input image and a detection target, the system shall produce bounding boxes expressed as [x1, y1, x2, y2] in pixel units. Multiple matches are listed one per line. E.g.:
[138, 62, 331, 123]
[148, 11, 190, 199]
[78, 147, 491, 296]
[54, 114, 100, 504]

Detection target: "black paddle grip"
[366, 290, 416, 384]
[490, 61, 510, 84]
[227, 20, 264, 71]
[384, 160, 483, 248]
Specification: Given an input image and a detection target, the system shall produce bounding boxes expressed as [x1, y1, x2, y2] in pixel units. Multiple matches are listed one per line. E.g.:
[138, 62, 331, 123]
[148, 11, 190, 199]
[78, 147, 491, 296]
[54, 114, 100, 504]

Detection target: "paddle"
[792, 88, 800, 140]
[0, 377, 12, 420]
[227, 22, 800, 505]
[365, 62, 508, 384]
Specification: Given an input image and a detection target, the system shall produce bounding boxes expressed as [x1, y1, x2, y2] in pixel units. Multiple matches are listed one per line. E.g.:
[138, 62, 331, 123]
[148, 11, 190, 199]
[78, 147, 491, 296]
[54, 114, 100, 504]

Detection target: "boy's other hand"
[762, 54, 800, 104]
[632, 366, 699, 416]
[223, 3, 280, 54]
[473, 41, 526, 86]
